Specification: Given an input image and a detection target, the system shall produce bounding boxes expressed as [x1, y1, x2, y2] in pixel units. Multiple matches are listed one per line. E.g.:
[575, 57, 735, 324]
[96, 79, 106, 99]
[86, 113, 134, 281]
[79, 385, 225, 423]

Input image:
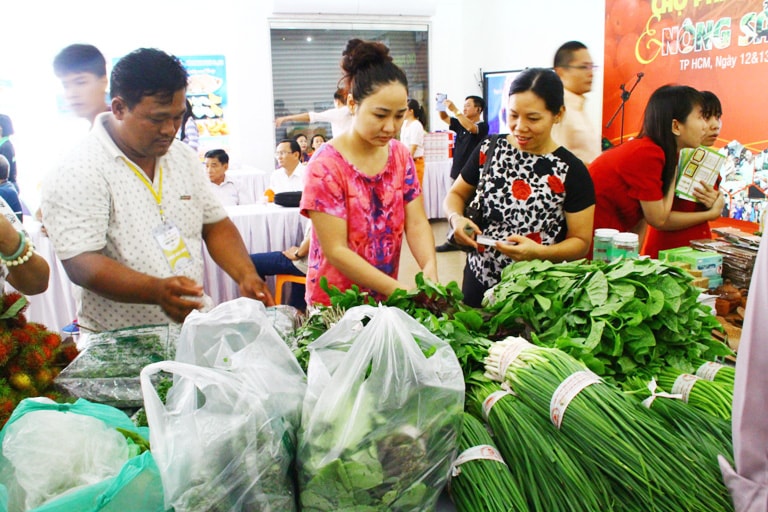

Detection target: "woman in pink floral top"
[300, 39, 438, 306]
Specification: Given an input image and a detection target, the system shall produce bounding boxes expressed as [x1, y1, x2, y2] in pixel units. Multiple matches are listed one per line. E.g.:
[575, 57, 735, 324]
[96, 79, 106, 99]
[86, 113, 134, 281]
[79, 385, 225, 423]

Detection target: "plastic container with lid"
[593, 228, 619, 262]
[611, 232, 639, 260]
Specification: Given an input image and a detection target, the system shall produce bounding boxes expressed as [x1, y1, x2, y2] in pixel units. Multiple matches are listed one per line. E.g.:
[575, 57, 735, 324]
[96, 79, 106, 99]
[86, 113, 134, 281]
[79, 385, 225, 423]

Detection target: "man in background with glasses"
[270, 139, 306, 194]
[552, 41, 602, 164]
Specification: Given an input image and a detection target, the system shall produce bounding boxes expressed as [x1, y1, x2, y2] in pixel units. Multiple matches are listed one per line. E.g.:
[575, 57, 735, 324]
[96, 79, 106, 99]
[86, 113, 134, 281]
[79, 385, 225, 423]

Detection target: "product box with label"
[658, 247, 723, 278]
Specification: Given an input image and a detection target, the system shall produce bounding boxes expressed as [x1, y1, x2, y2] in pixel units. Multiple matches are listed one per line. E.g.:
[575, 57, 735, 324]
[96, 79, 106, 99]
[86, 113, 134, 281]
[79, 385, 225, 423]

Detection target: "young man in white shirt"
[274, 88, 353, 139]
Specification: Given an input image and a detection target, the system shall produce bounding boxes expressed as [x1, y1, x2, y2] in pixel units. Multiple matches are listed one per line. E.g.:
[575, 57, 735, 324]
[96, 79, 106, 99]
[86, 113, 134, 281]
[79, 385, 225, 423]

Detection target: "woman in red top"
[589, 85, 723, 251]
[642, 91, 723, 257]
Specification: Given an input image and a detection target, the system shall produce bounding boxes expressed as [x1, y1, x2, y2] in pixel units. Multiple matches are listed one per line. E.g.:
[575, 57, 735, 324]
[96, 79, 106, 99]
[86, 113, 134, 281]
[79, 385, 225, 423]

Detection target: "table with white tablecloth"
[203, 203, 309, 305]
[22, 220, 77, 333]
[227, 166, 272, 204]
[422, 160, 453, 219]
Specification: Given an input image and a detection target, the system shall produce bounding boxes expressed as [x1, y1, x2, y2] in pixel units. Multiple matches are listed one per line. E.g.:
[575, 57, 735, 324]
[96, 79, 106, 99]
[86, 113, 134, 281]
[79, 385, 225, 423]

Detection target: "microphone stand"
[605, 72, 644, 145]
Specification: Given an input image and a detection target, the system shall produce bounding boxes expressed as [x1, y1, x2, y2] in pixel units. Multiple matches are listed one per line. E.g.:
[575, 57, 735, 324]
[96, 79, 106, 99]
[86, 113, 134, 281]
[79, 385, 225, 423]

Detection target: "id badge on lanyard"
[123, 158, 194, 276]
[152, 221, 194, 275]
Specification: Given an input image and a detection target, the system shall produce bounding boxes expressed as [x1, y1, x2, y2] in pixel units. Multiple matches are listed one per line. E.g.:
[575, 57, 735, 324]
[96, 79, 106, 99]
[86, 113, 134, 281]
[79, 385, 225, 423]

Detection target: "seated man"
[0, 156, 22, 222]
[205, 149, 248, 206]
[250, 224, 309, 311]
[270, 139, 306, 194]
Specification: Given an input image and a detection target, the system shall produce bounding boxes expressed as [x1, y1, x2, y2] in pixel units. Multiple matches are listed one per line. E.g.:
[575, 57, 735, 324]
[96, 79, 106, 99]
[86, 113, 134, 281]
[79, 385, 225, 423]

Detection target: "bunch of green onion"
[448, 412, 528, 512]
[467, 379, 617, 511]
[657, 367, 733, 420]
[484, 337, 733, 511]
[692, 359, 735, 389]
[634, 379, 733, 465]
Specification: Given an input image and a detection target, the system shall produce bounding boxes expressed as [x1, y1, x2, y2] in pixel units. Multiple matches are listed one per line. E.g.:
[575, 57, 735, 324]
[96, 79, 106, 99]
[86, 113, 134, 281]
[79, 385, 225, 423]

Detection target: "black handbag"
[447, 135, 501, 248]
[273, 191, 302, 207]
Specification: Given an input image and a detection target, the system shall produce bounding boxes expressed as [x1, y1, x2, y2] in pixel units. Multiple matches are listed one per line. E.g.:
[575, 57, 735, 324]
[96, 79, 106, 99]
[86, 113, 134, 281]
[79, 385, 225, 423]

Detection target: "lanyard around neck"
[122, 158, 165, 221]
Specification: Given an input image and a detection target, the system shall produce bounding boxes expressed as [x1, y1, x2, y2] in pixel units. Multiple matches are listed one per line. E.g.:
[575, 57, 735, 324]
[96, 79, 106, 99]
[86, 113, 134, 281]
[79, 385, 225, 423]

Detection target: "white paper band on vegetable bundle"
[482, 389, 515, 420]
[496, 337, 531, 381]
[671, 373, 698, 403]
[641, 378, 683, 408]
[695, 361, 724, 381]
[550, 370, 602, 428]
[450, 444, 507, 477]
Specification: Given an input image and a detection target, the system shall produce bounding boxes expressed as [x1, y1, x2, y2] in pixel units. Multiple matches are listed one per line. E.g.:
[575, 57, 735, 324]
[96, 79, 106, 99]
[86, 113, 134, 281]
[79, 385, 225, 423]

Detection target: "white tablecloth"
[203, 203, 309, 304]
[22, 220, 77, 332]
[422, 160, 453, 219]
[227, 166, 272, 203]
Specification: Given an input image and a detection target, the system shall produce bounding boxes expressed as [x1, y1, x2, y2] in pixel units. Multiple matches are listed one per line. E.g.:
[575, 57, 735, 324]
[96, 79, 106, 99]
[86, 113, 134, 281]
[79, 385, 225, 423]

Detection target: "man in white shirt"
[205, 149, 247, 206]
[269, 139, 305, 194]
[274, 88, 353, 139]
[552, 41, 602, 165]
[41, 48, 273, 332]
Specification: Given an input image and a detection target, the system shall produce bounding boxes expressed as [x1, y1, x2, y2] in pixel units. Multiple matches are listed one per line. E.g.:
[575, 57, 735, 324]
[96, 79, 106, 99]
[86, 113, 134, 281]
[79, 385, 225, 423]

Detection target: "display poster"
[604, 0, 768, 224]
[179, 55, 228, 158]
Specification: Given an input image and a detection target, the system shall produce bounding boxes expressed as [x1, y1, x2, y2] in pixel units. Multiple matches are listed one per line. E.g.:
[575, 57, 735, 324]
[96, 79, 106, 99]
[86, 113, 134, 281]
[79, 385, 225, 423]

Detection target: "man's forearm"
[203, 218, 258, 283]
[62, 252, 161, 304]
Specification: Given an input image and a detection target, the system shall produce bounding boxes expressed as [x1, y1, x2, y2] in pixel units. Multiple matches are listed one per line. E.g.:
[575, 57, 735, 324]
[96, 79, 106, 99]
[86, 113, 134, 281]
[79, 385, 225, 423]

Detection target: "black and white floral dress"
[460, 136, 595, 288]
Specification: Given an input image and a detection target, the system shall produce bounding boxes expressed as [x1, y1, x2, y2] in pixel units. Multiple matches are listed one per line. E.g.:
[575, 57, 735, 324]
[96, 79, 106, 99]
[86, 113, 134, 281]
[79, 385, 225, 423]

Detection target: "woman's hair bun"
[341, 38, 392, 75]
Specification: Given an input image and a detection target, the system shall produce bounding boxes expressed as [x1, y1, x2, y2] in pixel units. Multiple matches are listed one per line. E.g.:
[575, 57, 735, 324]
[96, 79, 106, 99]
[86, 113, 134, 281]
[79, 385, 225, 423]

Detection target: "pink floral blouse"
[300, 140, 420, 306]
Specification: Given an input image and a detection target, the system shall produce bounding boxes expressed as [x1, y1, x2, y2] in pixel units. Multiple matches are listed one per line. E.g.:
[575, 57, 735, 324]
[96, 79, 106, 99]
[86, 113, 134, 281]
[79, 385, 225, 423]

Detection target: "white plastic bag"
[298, 305, 464, 511]
[141, 359, 298, 512]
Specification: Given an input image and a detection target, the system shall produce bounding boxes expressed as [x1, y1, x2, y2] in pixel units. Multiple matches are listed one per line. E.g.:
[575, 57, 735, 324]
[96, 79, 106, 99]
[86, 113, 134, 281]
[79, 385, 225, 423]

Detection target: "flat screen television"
[482, 69, 524, 135]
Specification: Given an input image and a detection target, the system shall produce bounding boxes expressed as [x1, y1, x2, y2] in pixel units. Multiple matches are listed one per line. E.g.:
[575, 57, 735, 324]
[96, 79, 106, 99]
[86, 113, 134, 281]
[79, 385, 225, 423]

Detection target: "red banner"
[603, 0, 766, 151]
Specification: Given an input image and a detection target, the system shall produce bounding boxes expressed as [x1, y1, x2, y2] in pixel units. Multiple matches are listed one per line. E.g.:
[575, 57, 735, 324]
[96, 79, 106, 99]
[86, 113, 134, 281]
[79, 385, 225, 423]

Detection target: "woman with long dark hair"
[589, 85, 722, 244]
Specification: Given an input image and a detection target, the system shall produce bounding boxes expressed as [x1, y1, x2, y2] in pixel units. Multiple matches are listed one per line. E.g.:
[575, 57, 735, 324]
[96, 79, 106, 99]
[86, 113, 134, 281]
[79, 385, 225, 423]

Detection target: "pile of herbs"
[482, 258, 733, 385]
[289, 275, 499, 379]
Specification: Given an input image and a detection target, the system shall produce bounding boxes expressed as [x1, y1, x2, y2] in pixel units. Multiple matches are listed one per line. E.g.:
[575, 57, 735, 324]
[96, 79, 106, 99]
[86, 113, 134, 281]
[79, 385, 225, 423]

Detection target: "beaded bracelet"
[0, 231, 26, 261]
[4, 239, 34, 267]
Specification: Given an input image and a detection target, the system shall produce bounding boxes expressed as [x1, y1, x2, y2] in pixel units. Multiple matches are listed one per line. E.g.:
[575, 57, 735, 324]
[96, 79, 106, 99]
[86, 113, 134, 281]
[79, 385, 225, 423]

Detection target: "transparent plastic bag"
[175, 297, 306, 431]
[298, 305, 465, 511]
[54, 324, 180, 408]
[0, 398, 164, 512]
[141, 360, 299, 512]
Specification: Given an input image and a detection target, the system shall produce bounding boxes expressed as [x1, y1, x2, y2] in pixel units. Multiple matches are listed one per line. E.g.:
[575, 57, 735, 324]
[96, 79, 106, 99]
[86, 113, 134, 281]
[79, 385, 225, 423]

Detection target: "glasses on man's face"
[274, 151, 291, 157]
[565, 64, 599, 71]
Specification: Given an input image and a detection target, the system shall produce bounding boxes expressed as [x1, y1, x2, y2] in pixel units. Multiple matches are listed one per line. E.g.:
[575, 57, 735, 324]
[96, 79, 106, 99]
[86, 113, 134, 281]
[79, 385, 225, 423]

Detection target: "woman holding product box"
[589, 85, 724, 255]
[642, 91, 723, 258]
[443, 68, 595, 307]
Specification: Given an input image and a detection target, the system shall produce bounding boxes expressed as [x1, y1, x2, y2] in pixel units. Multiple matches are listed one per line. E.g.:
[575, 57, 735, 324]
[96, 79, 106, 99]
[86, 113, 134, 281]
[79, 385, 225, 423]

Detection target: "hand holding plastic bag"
[298, 305, 464, 511]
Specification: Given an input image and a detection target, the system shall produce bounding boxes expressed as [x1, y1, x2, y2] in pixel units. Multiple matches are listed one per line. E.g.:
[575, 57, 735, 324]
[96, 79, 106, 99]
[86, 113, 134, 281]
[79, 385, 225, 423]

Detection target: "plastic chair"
[274, 274, 307, 305]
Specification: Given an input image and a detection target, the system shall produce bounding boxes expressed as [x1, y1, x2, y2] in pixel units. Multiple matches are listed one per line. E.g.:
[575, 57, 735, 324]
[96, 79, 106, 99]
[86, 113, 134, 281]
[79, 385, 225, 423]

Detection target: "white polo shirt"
[269, 163, 306, 194]
[41, 112, 227, 332]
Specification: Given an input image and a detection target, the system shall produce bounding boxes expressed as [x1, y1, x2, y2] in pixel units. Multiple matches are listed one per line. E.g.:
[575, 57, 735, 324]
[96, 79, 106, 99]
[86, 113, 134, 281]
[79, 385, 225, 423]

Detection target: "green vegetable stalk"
[485, 337, 733, 511]
[657, 368, 733, 420]
[466, 379, 617, 511]
[448, 412, 528, 512]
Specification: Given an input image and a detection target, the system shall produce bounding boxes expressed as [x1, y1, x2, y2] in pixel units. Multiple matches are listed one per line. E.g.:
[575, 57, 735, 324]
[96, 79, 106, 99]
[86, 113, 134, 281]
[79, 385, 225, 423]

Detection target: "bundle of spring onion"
[484, 337, 733, 511]
[635, 379, 733, 465]
[466, 379, 618, 511]
[692, 359, 736, 389]
[657, 367, 733, 420]
[448, 412, 528, 512]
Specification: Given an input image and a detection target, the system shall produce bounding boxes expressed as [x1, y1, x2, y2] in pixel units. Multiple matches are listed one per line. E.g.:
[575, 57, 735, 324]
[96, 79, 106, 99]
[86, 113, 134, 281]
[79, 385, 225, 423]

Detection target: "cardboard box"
[659, 247, 723, 278]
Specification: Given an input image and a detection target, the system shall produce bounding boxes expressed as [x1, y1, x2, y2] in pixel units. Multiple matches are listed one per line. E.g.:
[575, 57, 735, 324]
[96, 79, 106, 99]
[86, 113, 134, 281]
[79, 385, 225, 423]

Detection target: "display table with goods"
[0, 258, 739, 511]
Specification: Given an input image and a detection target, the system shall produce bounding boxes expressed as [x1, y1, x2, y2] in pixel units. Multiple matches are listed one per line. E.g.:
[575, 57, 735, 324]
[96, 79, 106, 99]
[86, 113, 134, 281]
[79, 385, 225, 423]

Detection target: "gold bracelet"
[5, 240, 34, 267]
